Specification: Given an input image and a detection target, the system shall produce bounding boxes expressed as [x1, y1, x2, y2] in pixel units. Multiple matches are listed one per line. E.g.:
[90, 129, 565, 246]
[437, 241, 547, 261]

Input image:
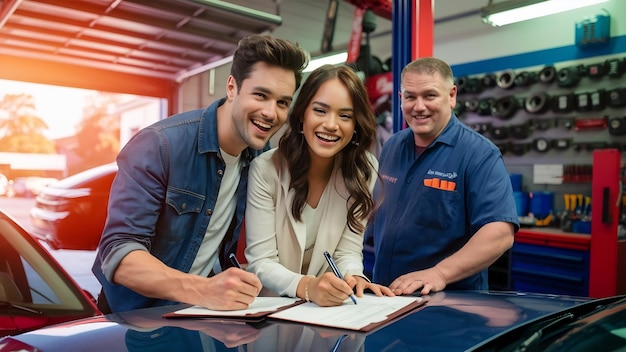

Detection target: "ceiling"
[0, 0, 489, 99]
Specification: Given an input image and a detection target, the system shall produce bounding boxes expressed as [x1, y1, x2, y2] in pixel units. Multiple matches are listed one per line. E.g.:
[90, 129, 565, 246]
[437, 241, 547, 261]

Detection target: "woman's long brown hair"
[277, 64, 378, 233]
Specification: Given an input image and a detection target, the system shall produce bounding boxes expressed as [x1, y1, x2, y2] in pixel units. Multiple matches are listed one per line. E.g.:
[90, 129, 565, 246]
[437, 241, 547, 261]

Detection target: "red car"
[0, 210, 101, 337]
[29, 163, 117, 250]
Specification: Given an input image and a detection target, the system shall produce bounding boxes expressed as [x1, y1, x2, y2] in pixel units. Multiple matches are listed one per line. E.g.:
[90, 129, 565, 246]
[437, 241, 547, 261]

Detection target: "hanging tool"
[535, 213, 553, 227]
[560, 194, 572, 231]
[561, 194, 577, 231]
[581, 196, 592, 221]
[574, 194, 584, 218]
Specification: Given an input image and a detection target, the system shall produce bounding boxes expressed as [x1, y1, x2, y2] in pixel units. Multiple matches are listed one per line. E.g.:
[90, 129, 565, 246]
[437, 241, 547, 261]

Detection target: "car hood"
[469, 294, 626, 351]
[0, 312, 99, 338]
[0, 291, 591, 352]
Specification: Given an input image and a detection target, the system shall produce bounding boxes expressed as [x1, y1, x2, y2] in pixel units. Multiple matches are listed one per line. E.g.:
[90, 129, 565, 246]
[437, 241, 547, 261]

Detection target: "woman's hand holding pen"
[306, 272, 356, 307]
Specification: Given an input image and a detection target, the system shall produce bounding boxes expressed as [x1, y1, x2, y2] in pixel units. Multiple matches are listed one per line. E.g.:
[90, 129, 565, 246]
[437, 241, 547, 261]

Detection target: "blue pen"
[323, 251, 357, 305]
[331, 334, 349, 352]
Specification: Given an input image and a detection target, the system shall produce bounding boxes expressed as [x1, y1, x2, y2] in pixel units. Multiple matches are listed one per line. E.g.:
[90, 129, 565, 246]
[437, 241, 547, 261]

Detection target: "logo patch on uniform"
[381, 174, 398, 184]
[426, 169, 457, 180]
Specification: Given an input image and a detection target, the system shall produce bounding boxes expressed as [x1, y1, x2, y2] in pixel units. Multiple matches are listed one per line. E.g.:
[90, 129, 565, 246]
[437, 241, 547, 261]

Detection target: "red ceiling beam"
[344, 0, 392, 20]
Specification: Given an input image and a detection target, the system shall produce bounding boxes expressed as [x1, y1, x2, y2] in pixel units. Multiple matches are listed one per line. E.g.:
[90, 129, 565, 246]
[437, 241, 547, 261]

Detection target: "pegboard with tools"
[454, 53, 626, 164]
[454, 52, 626, 230]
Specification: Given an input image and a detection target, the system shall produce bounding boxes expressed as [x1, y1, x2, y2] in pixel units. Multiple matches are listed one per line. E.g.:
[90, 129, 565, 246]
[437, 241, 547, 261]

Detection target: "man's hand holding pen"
[185, 253, 261, 311]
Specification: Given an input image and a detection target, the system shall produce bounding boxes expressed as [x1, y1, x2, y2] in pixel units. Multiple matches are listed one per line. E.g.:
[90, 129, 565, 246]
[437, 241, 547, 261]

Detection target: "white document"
[268, 294, 422, 331]
[172, 297, 300, 317]
[533, 164, 563, 184]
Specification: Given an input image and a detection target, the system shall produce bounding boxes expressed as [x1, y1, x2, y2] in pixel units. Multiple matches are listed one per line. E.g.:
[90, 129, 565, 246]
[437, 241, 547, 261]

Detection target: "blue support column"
[391, 0, 434, 133]
[391, 0, 414, 133]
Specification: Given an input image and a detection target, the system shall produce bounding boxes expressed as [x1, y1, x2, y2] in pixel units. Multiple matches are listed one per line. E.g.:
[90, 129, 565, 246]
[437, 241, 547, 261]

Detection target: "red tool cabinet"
[510, 149, 625, 298]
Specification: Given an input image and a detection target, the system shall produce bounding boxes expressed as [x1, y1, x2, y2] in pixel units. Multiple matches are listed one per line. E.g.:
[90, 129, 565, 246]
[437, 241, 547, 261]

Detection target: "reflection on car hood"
[0, 291, 592, 352]
[469, 294, 626, 352]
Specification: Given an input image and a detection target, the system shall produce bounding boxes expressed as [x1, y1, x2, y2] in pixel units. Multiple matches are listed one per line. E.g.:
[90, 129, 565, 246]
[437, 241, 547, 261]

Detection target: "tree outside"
[0, 90, 123, 179]
[0, 93, 61, 180]
[0, 93, 56, 154]
[71, 93, 121, 175]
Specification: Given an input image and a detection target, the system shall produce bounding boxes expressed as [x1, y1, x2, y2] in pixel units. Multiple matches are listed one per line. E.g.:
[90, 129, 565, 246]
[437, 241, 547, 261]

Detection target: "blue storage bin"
[513, 192, 529, 216]
[511, 242, 589, 297]
[572, 220, 591, 234]
[529, 191, 554, 219]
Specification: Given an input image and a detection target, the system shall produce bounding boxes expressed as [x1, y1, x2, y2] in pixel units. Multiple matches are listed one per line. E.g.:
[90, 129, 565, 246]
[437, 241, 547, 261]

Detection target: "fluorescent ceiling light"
[481, 0, 609, 27]
[304, 52, 347, 72]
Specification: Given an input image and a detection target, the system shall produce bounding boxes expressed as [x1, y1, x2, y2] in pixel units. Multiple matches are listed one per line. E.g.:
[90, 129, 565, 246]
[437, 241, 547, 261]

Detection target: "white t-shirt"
[300, 193, 324, 274]
[189, 149, 241, 277]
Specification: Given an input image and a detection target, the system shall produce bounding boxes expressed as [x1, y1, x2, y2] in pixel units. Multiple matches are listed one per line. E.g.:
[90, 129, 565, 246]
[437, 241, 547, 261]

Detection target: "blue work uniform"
[366, 114, 519, 290]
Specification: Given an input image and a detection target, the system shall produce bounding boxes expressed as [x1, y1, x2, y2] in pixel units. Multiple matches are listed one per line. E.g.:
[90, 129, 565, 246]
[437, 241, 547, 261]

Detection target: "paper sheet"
[268, 294, 422, 330]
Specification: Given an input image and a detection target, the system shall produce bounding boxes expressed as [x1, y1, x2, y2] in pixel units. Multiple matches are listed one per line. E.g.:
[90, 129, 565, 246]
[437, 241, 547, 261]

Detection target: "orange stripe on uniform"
[447, 181, 456, 191]
[424, 179, 432, 187]
[431, 178, 440, 189]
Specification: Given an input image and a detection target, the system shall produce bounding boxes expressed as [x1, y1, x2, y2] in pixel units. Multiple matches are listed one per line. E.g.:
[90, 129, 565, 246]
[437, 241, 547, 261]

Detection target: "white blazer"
[245, 148, 378, 297]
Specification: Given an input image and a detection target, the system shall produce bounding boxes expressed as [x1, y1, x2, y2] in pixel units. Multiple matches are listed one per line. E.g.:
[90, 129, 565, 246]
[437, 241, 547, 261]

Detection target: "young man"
[365, 57, 519, 295]
[92, 34, 309, 313]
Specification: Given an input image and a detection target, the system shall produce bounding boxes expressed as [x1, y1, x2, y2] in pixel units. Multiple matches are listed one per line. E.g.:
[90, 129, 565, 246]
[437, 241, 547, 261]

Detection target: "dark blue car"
[2, 290, 623, 351]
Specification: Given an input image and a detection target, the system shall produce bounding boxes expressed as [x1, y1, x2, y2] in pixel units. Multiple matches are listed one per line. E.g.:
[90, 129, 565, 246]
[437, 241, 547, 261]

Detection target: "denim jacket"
[92, 98, 265, 312]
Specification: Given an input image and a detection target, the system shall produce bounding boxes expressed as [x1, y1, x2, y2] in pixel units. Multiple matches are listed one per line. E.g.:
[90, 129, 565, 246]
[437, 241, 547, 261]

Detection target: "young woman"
[245, 64, 393, 306]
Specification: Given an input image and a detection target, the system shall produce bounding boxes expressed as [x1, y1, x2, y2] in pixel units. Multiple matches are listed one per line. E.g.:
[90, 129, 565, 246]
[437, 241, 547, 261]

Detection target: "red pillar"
[589, 149, 622, 297]
[412, 0, 434, 59]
